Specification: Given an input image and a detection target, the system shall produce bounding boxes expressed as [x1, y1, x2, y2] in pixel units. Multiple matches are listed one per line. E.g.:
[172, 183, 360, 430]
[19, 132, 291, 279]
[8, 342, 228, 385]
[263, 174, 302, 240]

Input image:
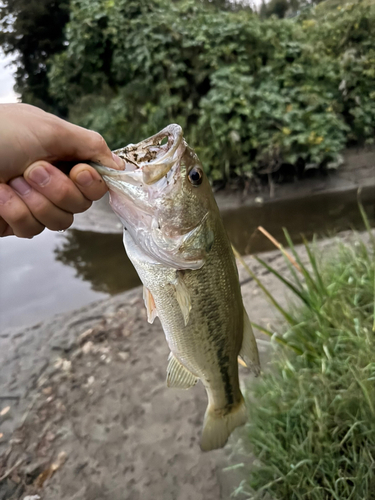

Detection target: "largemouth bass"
[91, 125, 260, 451]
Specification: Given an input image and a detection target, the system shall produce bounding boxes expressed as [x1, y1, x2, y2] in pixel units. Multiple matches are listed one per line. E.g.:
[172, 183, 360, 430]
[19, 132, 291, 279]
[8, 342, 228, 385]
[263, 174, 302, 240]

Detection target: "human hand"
[0, 103, 124, 237]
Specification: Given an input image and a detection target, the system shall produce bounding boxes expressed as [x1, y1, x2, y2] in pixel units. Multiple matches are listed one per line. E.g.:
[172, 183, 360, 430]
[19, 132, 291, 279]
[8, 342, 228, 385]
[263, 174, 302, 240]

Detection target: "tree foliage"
[47, 0, 375, 182]
[0, 0, 69, 113]
[3, 0, 373, 183]
[259, 0, 324, 19]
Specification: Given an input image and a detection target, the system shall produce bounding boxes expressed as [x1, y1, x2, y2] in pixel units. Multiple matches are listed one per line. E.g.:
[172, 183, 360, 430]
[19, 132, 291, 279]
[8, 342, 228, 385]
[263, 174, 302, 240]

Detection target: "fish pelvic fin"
[200, 396, 247, 452]
[166, 353, 198, 389]
[143, 286, 158, 324]
[239, 307, 261, 376]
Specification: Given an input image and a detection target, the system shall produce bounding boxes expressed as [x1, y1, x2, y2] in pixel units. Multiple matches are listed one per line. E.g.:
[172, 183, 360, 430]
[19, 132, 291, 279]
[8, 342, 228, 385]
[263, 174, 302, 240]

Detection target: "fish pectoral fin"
[239, 307, 261, 376]
[166, 353, 198, 389]
[172, 272, 191, 326]
[143, 286, 158, 324]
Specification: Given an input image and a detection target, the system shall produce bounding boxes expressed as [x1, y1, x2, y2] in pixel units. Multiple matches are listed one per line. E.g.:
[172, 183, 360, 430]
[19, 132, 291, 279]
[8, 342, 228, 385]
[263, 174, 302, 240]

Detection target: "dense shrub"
[49, 0, 375, 182]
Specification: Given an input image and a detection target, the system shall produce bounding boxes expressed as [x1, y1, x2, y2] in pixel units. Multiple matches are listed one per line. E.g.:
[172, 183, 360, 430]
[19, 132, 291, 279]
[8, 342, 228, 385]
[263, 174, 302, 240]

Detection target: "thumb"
[62, 121, 124, 170]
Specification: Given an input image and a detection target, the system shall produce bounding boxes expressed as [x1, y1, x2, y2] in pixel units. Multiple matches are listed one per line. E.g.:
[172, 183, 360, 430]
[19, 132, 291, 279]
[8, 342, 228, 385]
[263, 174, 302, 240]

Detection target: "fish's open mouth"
[90, 124, 184, 186]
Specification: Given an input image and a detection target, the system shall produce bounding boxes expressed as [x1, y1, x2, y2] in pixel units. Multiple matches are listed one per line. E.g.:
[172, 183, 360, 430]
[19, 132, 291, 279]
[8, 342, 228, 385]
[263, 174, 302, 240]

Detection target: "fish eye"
[188, 167, 203, 186]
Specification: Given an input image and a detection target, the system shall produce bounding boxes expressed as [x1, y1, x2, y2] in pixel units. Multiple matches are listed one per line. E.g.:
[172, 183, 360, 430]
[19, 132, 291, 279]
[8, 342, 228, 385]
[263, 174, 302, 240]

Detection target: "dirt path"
[0, 231, 372, 500]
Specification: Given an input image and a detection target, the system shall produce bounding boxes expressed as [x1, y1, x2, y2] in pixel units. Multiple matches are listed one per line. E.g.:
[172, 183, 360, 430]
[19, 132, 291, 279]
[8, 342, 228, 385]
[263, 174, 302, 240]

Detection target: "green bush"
[235, 226, 375, 499]
[48, 0, 375, 182]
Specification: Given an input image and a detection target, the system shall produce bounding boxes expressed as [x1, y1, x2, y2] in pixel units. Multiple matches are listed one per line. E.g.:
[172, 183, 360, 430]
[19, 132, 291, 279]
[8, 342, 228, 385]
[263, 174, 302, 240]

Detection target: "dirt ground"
[2, 230, 370, 500]
[0, 243, 297, 500]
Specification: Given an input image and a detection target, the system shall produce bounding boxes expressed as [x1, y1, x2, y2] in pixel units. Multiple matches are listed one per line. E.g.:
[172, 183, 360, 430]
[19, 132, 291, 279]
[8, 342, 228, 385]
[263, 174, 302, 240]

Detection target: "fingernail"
[28, 165, 50, 186]
[10, 177, 32, 196]
[0, 187, 11, 205]
[112, 153, 125, 169]
[76, 170, 94, 187]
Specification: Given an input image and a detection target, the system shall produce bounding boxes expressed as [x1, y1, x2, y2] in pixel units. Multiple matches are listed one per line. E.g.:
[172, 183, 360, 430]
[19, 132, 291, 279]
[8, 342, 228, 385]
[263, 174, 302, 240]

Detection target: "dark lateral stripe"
[216, 343, 234, 407]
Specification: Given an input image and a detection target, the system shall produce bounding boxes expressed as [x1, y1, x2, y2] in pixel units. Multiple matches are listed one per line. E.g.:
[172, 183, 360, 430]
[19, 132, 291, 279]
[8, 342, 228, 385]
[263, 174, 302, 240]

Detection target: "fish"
[91, 124, 260, 451]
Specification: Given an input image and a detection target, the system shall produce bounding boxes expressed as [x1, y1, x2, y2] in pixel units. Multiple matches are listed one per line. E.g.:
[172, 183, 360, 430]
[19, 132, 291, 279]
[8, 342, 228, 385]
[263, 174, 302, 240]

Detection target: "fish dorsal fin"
[239, 307, 261, 376]
[143, 286, 158, 324]
[172, 272, 191, 326]
[167, 353, 198, 389]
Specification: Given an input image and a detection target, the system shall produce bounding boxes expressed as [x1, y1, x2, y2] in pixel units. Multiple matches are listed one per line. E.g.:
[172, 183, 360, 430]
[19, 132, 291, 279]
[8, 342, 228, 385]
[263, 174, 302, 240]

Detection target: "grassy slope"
[236, 225, 375, 499]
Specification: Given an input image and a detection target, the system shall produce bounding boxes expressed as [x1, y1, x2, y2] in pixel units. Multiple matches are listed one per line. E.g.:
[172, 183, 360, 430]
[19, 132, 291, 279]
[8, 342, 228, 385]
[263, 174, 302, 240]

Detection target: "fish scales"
[126, 220, 243, 411]
[91, 124, 260, 451]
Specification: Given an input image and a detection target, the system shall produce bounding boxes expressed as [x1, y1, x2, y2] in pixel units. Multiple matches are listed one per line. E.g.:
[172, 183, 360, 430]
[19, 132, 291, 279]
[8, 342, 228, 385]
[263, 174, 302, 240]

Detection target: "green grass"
[235, 219, 375, 499]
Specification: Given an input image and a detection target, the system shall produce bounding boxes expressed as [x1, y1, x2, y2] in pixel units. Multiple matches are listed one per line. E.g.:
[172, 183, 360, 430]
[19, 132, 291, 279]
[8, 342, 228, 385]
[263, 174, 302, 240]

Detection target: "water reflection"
[54, 229, 141, 294]
[223, 186, 375, 254]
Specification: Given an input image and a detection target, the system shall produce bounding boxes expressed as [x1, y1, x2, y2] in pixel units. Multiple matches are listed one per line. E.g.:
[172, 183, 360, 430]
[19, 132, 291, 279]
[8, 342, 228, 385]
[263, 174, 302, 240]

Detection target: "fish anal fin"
[200, 396, 247, 452]
[172, 272, 191, 326]
[166, 353, 198, 389]
[143, 286, 158, 324]
[240, 307, 261, 376]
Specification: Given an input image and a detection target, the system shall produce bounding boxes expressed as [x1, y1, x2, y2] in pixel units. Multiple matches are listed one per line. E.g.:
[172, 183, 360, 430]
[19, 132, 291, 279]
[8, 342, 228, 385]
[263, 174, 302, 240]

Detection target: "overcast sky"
[0, 0, 263, 105]
[0, 50, 19, 103]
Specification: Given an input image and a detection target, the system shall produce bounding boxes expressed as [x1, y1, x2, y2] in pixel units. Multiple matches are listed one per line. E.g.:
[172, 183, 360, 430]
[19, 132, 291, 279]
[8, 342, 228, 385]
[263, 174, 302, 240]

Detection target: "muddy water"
[1, 186, 374, 330]
[223, 185, 375, 254]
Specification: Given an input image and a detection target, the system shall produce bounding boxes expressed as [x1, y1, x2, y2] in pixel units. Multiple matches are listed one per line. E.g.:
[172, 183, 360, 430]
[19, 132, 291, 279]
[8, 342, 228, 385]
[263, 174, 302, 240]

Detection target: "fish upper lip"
[89, 124, 184, 185]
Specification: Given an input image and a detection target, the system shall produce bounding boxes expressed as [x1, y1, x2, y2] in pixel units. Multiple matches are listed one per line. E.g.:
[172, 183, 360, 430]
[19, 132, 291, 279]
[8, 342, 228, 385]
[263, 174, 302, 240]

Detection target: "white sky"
[0, 50, 19, 103]
[0, 0, 263, 105]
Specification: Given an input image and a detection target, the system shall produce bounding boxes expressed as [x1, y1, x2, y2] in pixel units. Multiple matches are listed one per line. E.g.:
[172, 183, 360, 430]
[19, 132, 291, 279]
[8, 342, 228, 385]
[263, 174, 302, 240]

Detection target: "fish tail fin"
[200, 395, 247, 452]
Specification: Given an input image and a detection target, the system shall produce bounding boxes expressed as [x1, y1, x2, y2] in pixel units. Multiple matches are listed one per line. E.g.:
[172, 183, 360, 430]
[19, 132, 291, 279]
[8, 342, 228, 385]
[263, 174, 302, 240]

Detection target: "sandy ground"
[0, 243, 296, 500]
[2, 230, 371, 500]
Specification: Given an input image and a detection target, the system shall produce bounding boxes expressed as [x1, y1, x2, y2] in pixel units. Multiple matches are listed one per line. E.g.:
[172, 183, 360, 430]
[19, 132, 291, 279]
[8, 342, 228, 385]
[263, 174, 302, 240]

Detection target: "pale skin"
[0, 103, 124, 238]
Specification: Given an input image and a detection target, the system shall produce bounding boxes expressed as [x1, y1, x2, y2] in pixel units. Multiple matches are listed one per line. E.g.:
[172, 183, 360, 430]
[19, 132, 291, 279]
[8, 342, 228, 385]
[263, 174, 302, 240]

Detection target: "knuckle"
[31, 198, 49, 216]
[11, 206, 30, 226]
[54, 182, 72, 205]
[89, 131, 107, 154]
[0, 184, 13, 204]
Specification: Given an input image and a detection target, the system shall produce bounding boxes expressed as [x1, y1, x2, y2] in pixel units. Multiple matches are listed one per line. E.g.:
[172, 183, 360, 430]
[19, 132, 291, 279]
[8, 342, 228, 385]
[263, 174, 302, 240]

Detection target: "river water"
[1, 186, 374, 331]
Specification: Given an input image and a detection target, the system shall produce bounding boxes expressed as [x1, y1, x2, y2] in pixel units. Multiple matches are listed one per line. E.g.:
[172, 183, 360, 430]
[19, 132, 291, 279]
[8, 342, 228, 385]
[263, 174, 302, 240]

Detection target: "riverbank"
[1, 230, 371, 500]
[72, 146, 375, 234]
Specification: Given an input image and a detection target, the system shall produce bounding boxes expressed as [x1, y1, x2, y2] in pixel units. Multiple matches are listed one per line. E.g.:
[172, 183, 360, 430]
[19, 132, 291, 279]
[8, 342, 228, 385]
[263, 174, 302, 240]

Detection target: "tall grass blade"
[257, 226, 302, 273]
[251, 322, 303, 354]
[301, 235, 326, 295]
[283, 228, 321, 295]
[232, 245, 297, 326]
[253, 255, 310, 308]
